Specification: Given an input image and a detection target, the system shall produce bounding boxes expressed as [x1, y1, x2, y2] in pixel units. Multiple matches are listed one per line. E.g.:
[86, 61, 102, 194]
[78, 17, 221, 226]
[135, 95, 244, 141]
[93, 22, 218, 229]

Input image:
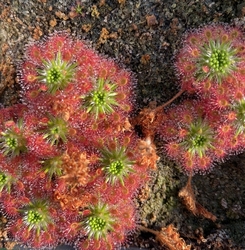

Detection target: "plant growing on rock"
[137, 24, 245, 174]
[163, 24, 245, 173]
[3, 23, 245, 250]
[134, 23, 245, 221]
[0, 33, 155, 250]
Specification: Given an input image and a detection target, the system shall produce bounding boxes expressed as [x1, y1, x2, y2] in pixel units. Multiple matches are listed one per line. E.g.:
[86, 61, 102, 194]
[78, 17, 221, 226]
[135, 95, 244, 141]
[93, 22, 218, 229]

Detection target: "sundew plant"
[158, 24, 245, 174]
[1, 23, 245, 250]
[0, 33, 153, 250]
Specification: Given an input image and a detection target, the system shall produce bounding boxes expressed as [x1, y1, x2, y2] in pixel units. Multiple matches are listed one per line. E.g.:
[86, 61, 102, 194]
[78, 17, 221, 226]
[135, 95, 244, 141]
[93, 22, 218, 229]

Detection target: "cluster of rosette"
[2, 23, 245, 249]
[0, 33, 153, 249]
[158, 24, 245, 174]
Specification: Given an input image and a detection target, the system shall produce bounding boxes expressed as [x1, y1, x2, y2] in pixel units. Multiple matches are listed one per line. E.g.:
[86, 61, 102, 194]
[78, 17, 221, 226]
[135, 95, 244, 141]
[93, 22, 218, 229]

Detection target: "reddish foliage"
[0, 33, 153, 250]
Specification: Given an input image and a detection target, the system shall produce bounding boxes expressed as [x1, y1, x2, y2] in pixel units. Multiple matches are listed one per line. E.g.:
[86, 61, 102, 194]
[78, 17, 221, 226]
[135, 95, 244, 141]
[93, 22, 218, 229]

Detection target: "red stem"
[154, 89, 185, 113]
[138, 225, 157, 235]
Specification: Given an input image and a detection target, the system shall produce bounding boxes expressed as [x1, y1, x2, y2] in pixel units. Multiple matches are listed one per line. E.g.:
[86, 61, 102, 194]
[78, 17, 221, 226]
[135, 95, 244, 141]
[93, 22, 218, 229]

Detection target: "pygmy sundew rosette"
[175, 24, 245, 105]
[158, 100, 227, 173]
[76, 199, 136, 250]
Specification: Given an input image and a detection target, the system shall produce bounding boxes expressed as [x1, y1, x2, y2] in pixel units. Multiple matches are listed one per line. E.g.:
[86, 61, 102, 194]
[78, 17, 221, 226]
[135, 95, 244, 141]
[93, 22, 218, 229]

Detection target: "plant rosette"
[175, 24, 245, 105]
[158, 100, 227, 173]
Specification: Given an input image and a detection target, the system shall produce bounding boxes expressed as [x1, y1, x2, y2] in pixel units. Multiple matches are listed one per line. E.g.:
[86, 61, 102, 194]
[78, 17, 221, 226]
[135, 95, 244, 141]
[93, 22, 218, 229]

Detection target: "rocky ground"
[1, 0, 245, 249]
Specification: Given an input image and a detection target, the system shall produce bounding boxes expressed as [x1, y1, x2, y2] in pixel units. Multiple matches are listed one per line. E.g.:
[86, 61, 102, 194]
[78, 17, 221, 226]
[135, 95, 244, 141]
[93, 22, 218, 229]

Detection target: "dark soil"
[1, 0, 245, 249]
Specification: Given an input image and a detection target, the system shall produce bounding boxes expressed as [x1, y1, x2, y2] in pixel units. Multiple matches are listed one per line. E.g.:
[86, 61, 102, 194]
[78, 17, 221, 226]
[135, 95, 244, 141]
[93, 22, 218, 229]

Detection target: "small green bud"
[22, 200, 53, 236]
[100, 143, 134, 185]
[88, 216, 106, 232]
[83, 201, 115, 240]
[0, 171, 15, 193]
[37, 51, 77, 94]
[0, 120, 27, 157]
[27, 210, 44, 225]
[42, 115, 68, 145]
[196, 39, 238, 83]
[81, 77, 118, 119]
[46, 67, 62, 84]
[41, 155, 63, 179]
[181, 119, 214, 158]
